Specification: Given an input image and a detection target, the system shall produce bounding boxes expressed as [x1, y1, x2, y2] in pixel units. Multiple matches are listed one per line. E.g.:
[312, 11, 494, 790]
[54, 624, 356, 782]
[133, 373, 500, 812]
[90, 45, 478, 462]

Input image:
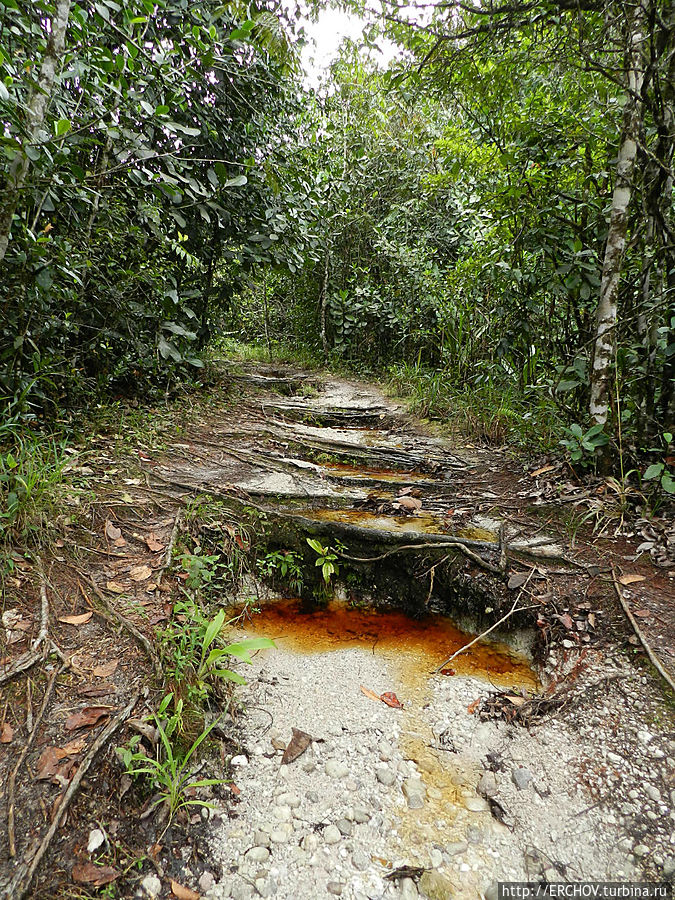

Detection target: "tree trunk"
[320, 253, 330, 358]
[0, 0, 71, 262]
[589, 1, 645, 426]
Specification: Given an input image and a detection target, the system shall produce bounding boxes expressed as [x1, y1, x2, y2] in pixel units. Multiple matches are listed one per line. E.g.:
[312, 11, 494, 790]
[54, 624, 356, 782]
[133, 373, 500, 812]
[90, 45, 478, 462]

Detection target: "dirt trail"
[1, 362, 673, 900]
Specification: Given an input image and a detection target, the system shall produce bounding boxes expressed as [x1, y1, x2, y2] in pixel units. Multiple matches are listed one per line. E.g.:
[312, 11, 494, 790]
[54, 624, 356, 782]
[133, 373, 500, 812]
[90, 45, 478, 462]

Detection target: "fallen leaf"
[36, 746, 69, 780]
[171, 881, 200, 900]
[61, 737, 87, 754]
[507, 573, 527, 590]
[440, 668, 456, 676]
[281, 727, 313, 765]
[504, 694, 526, 707]
[467, 698, 481, 715]
[380, 692, 403, 709]
[114, 536, 127, 547]
[72, 862, 119, 887]
[557, 613, 574, 630]
[105, 521, 122, 541]
[65, 706, 111, 731]
[587, 613, 596, 628]
[145, 532, 165, 552]
[59, 611, 93, 626]
[632, 608, 651, 618]
[93, 659, 119, 678]
[360, 685, 381, 703]
[530, 464, 554, 478]
[618, 574, 646, 585]
[1, 722, 14, 743]
[130, 564, 152, 582]
[79, 683, 116, 698]
[396, 496, 422, 512]
[105, 581, 125, 594]
[229, 783, 241, 797]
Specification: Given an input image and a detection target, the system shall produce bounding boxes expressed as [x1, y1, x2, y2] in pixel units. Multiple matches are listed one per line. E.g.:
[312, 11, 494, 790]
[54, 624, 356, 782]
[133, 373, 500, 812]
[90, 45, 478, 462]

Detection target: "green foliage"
[306, 538, 339, 585]
[257, 549, 305, 594]
[0, 430, 70, 542]
[642, 433, 675, 496]
[117, 692, 228, 823]
[560, 423, 610, 466]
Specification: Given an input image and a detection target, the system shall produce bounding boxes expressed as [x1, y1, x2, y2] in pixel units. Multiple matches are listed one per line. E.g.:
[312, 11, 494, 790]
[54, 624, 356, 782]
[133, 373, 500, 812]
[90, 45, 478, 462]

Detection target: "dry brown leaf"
[171, 880, 200, 900]
[105, 581, 125, 594]
[531, 464, 555, 478]
[130, 564, 152, 582]
[380, 692, 404, 709]
[93, 659, 119, 678]
[618, 574, 646, 585]
[557, 613, 574, 630]
[72, 863, 120, 887]
[507, 573, 527, 590]
[105, 521, 122, 541]
[467, 698, 481, 715]
[61, 737, 87, 754]
[281, 727, 313, 765]
[0, 722, 14, 743]
[113, 536, 127, 547]
[360, 685, 381, 703]
[79, 683, 116, 698]
[396, 496, 422, 511]
[633, 608, 651, 618]
[504, 694, 526, 707]
[146, 532, 165, 552]
[59, 611, 93, 626]
[36, 746, 69, 780]
[65, 706, 111, 731]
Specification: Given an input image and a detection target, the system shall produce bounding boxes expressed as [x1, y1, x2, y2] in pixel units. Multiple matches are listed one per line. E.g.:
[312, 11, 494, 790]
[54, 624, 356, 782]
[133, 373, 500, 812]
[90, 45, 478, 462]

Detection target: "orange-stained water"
[236, 598, 537, 691]
[304, 507, 448, 534]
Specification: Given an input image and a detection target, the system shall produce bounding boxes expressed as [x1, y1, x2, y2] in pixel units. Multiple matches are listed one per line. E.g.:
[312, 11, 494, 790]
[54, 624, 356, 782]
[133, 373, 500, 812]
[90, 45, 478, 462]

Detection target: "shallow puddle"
[303, 507, 449, 534]
[320, 461, 431, 483]
[236, 598, 537, 691]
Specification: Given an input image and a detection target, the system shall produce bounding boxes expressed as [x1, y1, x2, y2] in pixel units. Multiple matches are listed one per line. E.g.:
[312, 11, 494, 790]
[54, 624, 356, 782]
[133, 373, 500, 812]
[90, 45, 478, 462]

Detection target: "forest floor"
[0, 360, 674, 900]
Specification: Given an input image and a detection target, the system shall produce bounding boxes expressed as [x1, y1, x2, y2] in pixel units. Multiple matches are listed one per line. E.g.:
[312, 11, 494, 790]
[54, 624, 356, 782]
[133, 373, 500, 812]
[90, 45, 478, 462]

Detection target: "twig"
[0, 564, 50, 685]
[78, 576, 162, 681]
[8, 665, 66, 857]
[433, 581, 537, 675]
[3, 693, 140, 900]
[157, 513, 182, 587]
[611, 569, 675, 693]
[499, 522, 508, 572]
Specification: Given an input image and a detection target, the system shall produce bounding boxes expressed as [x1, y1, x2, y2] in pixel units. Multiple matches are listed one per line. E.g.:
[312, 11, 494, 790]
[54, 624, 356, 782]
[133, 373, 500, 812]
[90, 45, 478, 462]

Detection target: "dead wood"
[612, 568, 675, 693]
[156, 512, 182, 587]
[0, 564, 50, 686]
[2, 692, 140, 900]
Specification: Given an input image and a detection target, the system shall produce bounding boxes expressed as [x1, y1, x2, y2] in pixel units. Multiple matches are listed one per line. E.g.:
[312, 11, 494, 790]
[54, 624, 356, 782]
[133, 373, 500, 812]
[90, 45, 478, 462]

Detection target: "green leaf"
[54, 118, 71, 137]
[224, 174, 247, 188]
[225, 636, 276, 663]
[202, 609, 226, 653]
[661, 473, 675, 494]
[643, 463, 664, 480]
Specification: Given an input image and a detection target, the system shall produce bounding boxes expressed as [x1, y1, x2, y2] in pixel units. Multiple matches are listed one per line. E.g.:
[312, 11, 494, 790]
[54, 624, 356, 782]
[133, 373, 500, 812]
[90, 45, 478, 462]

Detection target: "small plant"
[560, 422, 609, 466]
[118, 693, 227, 825]
[306, 538, 339, 584]
[257, 548, 304, 594]
[642, 432, 675, 495]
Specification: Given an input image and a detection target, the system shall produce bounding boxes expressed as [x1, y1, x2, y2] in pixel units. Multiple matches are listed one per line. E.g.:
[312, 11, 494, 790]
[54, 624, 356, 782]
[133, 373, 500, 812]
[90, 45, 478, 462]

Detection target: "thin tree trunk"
[0, 0, 71, 262]
[589, 1, 645, 426]
[320, 253, 330, 358]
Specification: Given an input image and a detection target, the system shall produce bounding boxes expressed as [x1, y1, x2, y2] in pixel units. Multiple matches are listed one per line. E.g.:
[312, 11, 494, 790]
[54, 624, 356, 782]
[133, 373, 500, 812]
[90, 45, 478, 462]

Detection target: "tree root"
[612, 568, 675, 693]
[2, 692, 140, 900]
[338, 539, 503, 574]
[78, 574, 163, 681]
[8, 664, 66, 857]
[0, 563, 50, 686]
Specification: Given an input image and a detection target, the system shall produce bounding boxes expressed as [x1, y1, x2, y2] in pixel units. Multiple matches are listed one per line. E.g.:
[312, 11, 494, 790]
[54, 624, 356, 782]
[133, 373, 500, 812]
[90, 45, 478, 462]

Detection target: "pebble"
[326, 760, 349, 779]
[352, 849, 370, 871]
[324, 824, 342, 844]
[399, 877, 419, 899]
[645, 785, 661, 802]
[446, 841, 468, 856]
[663, 857, 675, 878]
[511, 767, 534, 791]
[87, 828, 105, 854]
[465, 797, 489, 812]
[634, 844, 650, 858]
[231, 884, 254, 900]
[378, 740, 394, 761]
[277, 792, 301, 808]
[199, 872, 215, 892]
[302, 834, 319, 852]
[271, 736, 287, 751]
[429, 848, 443, 868]
[140, 874, 161, 898]
[353, 807, 371, 824]
[254, 830, 270, 848]
[270, 824, 293, 843]
[376, 766, 396, 786]
[272, 805, 292, 821]
[306, 791, 319, 803]
[336, 818, 352, 836]
[477, 772, 498, 798]
[327, 883, 344, 896]
[231, 754, 248, 767]
[245, 846, 270, 863]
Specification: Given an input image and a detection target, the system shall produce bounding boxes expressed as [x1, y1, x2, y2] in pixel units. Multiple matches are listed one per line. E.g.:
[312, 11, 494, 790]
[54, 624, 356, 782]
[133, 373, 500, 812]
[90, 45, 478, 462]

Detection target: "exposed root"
[612, 568, 675, 693]
[3, 692, 140, 900]
[0, 564, 50, 686]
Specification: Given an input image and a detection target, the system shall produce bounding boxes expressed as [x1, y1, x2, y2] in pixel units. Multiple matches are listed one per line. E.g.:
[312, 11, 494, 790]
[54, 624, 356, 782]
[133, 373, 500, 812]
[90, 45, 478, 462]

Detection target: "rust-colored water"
[306, 507, 448, 534]
[237, 598, 537, 690]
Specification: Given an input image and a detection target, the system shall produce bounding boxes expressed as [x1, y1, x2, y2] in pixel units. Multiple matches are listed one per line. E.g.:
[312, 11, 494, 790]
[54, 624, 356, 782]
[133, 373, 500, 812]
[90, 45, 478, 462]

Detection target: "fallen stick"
[612, 568, 675, 694]
[3, 692, 140, 900]
[8, 664, 66, 857]
[79, 575, 162, 681]
[156, 512, 182, 587]
[0, 564, 50, 686]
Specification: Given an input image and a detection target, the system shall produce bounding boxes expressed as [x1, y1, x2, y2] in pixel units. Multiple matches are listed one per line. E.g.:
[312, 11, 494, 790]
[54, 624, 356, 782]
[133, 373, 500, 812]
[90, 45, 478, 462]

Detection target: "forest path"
[145, 363, 674, 899]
